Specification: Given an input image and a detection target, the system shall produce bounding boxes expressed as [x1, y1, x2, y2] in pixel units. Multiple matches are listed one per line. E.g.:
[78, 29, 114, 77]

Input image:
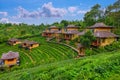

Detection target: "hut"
[63, 25, 80, 40]
[42, 29, 49, 37]
[77, 44, 85, 57]
[1, 51, 19, 66]
[54, 28, 66, 42]
[42, 26, 60, 38]
[93, 31, 119, 47]
[20, 40, 39, 50]
[8, 38, 21, 45]
[88, 22, 113, 32]
[66, 25, 79, 31]
[88, 23, 119, 47]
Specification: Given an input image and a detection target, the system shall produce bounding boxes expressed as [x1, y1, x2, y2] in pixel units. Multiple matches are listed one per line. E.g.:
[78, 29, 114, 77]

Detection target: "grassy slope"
[0, 25, 120, 80]
[0, 25, 42, 42]
[0, 36, 77, 70]
[0, 50, 120, 80]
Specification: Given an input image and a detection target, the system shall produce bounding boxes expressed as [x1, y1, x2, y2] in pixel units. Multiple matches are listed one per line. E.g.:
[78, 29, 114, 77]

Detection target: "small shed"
[20, 40, 39, 50]
[1, 51, 20, 66]
[77, 43, 85, 57]
[8, 38, 21, 45]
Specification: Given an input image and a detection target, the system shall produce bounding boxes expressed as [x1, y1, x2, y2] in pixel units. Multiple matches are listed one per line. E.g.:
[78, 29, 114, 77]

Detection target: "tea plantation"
[0, 50, 120, 80]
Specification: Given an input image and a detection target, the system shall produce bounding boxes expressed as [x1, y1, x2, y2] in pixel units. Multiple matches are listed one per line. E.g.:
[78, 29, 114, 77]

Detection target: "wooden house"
[42, 29, 50, 37]
[77, 44, 85, 57]
[42, 26, 60, 38]
[88, 23, 119, 47]
[63, 25, 80, 40]
[54, 28, 65, 42]
[1, 51, 19, 66]
[8, 38, 21, 45]
[88, 23, 113, 33]
[20, 40, 39, 50]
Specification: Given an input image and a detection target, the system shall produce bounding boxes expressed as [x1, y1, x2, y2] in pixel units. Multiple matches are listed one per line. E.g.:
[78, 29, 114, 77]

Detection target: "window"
[8, 59, 14, 61]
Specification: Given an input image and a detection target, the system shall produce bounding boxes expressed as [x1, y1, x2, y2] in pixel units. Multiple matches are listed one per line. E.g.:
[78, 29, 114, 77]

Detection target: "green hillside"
[0, 23, 46, 43]
[0, 0, 120, 79]
[0, 50, 120, 80]
[0, 23, 120, 80]
[0, 36, 77, 70]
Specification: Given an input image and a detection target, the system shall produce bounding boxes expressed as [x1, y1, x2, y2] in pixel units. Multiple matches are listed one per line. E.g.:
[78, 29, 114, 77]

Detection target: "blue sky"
[0, 0, 116, 25]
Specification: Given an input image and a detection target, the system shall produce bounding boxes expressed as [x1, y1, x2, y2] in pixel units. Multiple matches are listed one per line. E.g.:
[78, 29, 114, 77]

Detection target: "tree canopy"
[80, 31, 96, 48]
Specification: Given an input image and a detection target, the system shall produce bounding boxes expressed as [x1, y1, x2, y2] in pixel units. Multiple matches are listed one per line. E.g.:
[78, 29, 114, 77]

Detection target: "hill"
[0, 36, 77, 70]
[0, 23, 47, 43]
[0, 50, 120, 80]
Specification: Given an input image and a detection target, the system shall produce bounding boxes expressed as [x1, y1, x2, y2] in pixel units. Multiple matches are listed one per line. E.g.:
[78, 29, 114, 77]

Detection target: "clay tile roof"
[23, 40, 38, 45]
[1, 51, 19, 60]
[67, 25, 79, 28]
[89, 23, 113, 29]
[64, 30, 79, 34]
[55, 30, 62, 34]
[48, 30, 59, 33]
[78, 31, 85, 36]
[94, 31, 118, 38]
[8, 38, 20, 42]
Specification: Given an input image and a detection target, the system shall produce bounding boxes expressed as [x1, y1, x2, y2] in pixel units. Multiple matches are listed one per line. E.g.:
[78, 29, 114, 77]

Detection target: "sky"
[0, 0, 116, 25]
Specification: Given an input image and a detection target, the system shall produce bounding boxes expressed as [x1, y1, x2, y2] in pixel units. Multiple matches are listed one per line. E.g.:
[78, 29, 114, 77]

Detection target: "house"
[42, 29, 50, 37]
[1, 51, 19, 66]
[63, 25, 80, 40]
[54, 28, 65, 42]
[8, 38, 21, 45]
[42, 26, 60, 38]
[88, 23, 119, 47]
[20, 40, 39, 50]
[77, 43, 85, 57]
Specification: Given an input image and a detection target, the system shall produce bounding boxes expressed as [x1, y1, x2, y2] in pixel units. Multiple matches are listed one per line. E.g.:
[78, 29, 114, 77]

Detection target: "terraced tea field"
[1, 49, 120, 80]
[0, 36, 77, 69]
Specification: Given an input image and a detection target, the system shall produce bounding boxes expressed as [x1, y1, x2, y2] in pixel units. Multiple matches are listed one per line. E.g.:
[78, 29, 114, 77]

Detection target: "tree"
[104, 0, 120, 35]
[60, 20, 69, 27]
[84, 4, 103, 26]
[80, 31, 96, 48]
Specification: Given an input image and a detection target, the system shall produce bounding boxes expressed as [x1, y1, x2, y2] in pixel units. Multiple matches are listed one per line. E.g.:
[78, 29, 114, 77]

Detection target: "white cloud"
[16, 6, 41, 18]
[41, 2, 67, 17]
[0, 18, 21, 24]
[68, 7, 77, 13]
[14, 2, 67, 19]
[0, 18, 9, 23]
[77, 10, 88, 14]
[0, 12, 8, 16]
